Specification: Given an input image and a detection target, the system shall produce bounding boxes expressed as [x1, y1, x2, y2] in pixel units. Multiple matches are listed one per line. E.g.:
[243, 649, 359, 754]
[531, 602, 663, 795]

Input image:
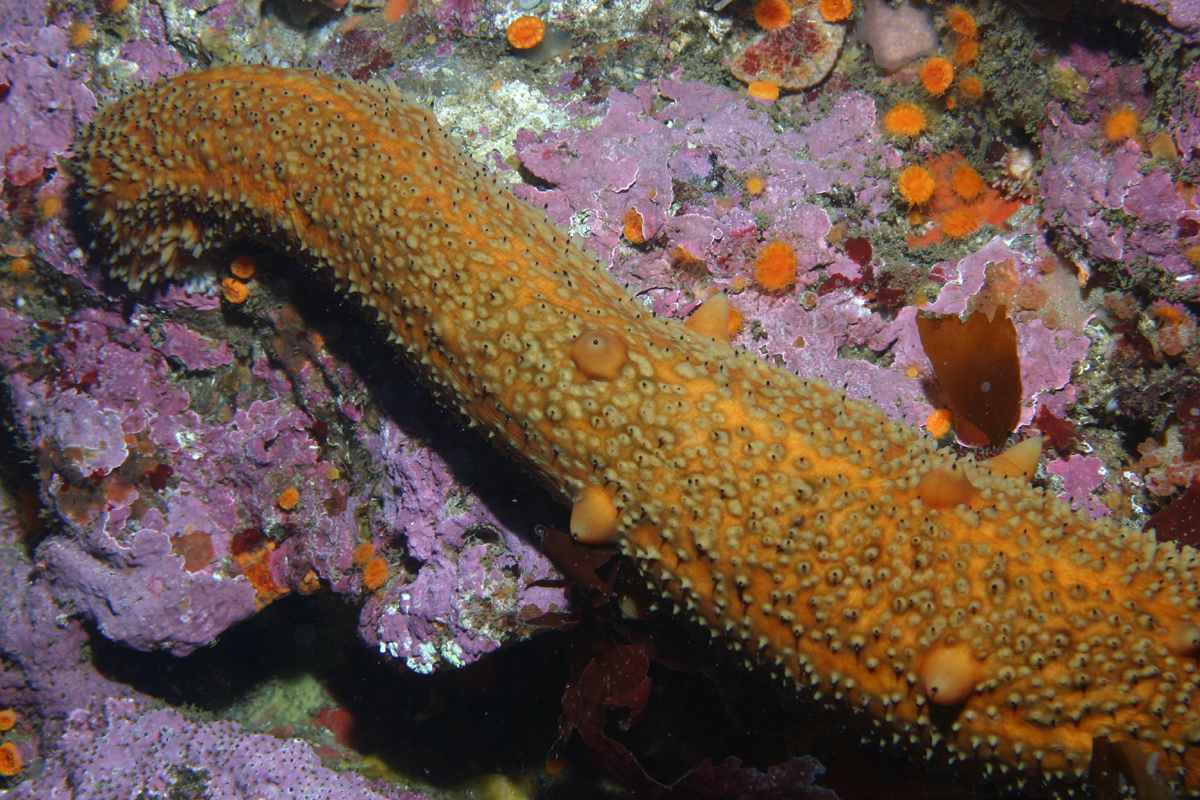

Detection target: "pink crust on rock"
[728, 3, 846, 90]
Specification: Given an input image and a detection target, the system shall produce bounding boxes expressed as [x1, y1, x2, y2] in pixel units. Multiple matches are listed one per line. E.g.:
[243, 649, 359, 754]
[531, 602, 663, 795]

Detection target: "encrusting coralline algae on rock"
[66, 61, 1200, 796]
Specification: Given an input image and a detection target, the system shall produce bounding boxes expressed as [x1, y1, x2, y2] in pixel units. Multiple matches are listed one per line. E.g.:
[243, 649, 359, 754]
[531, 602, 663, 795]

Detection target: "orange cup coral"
[0, 742, 20, 777]
[1103, 107, 1140, 142]
[940, 207, 982, 237]
[817, 0, 852, 23]
[953, 36, 978, 66]
[754, 240, 798, 291]
[277, 487, 300, 511]
[896, 166, 935, 205]
[883, 102, 926, 136]
[920, 57, 954, 95]
[747, 80, 781, 101]
[951, 164, 985, 200]
[363, 557, 389, 590]
[506, 16, 546, 49]
[230, 254, 257, 280]
[925, 407, 953, 438]
[946, 6, 976, 37]
[754, 0, 793, 30]
[958, 76, 983, 99]
[623, 209, 646, 243]
[220, 277, 249, 304]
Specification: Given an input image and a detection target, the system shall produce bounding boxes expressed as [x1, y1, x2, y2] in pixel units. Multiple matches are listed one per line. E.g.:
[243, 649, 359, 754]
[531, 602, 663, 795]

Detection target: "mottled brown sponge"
[77, 65, 1200, 795]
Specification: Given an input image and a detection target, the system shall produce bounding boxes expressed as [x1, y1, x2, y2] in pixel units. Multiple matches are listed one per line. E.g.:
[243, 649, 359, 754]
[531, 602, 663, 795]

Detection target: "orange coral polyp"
[951, 164, 985, 200]
[754, 0, 792, 30]
[506, 16, 546, 49]
[1103, 107, 1140, 142]
[953, 36, 978, 66]
[221, 277, 249, 304]
[925, 408, 953, 438]
[896, 166, 935, 205]
[883, 103, 926, 136]
[277, 487, 300, 511]
[958, 76, 983, 99]
[945, 6, 976, 37]
[940, 208, 982, 237]
[623, 209, 646, 243]
[747, 80, 780, 101]
[754, 240, 799, 292]
[363, 557, 389, 590]
[920, 57, 954, 96]
[230, 254, 257, 279]
[0, 742, 20, 777]
[817, 0, 852, 23]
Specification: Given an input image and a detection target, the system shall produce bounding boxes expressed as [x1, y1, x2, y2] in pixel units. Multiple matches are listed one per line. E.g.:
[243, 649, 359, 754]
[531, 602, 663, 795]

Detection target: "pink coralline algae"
[355, 416, 566, 673]
[0, 538, 132, 727]
[1040, 45, 1200, 296]
[12, 698, 420, 800]
[0, 295, 566, 662]
[0, 4, 95, 188]
[115, 7, 186, 84]
[514, 77, 893, 297]
[1047, 455, 1111, 520]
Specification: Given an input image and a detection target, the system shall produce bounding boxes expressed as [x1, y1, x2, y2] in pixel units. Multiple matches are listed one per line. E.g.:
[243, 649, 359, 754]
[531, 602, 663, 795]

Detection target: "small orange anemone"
[818, 0, 852, 23]
[745, 175, 766, 195]
[68, 22, 92, 47]
[883, 103, 926, 136]
[896, 166, 936, 205]
[363, 557, 389, 590]
[951, 164, 985, 200]
[221, 277, 249, 304]
[945, 6, 976, 37]
[0, 709, 16, 732]
[623, 209, 646, 243]
[754, 240, 798, 292]
[0, 742, 20, 777]
[958, 76, 983, 99]
[382, 0, 408, 22]
[1153, 302, 1186, 327]
[37, 194, 63, 221]
[747, 80, 780, 101]
[953, 36, 978, 66]
[277, 487, 300, 511]
[754, 0, 792, 30]
[230, 254, 257, 279]
[920, 57, 954, 95]
[925, 408, 953, 438]
[352, 542, 376, 566]
[506, 16, 545, 49]
[940, 208, 982, 237]
[1103, 107, 1140, 142]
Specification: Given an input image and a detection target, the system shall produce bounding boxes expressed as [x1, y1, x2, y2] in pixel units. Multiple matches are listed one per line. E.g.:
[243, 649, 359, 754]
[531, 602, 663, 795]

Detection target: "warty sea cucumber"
[76, 64, 1200, 795]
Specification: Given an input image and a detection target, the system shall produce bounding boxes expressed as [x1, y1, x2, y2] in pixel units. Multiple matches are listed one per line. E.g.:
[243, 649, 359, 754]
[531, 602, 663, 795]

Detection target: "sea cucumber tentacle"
[77, 65, 1200, 794]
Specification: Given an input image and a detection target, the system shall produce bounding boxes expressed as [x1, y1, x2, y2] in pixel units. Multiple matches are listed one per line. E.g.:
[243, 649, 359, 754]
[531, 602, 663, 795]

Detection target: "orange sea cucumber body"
[78, 66, 1200, 795]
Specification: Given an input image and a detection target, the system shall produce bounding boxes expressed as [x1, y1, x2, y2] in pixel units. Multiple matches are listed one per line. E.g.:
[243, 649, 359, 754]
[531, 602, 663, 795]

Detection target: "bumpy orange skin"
[77, 66, 1200, 794]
